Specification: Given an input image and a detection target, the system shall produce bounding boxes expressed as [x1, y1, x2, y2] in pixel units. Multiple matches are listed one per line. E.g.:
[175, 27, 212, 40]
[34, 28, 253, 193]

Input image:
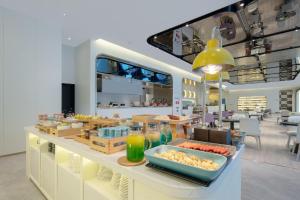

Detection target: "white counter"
[25, 126, 243, 200]
[96, 106, 172, 118]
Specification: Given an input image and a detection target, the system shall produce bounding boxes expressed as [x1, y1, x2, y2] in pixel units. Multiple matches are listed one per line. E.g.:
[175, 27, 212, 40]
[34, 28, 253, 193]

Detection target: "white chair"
[286, 126, 297, 148]
[239, 118, 262, 149]
[231, 113, 248, 129]
[277, 110, 290, 124]
[292, 126, 300, 161]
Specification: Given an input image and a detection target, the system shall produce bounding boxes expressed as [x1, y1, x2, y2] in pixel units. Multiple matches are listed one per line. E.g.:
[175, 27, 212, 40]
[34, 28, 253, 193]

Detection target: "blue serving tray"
[144, 145, 227, 182]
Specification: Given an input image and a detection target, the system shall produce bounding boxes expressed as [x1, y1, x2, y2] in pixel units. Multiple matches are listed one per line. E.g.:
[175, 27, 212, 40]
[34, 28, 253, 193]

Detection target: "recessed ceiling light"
[185, 24, 189, 27]
[154, 36, 157, 39]
[63, 12, 67, 17]
[296, 29, 299, 32]
[67, 37, 72, 41]
[240, 2, 245, 7]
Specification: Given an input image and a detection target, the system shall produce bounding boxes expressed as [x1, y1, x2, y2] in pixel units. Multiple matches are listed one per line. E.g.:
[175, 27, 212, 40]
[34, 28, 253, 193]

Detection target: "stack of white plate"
[96, 166, 113, 181]
[119, 175, 128, 200]
[110, 171, 121, 189]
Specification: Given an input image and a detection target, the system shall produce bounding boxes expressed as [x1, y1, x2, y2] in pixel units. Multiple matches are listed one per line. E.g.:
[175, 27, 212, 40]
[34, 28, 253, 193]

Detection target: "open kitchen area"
[1, 0, 300, 200]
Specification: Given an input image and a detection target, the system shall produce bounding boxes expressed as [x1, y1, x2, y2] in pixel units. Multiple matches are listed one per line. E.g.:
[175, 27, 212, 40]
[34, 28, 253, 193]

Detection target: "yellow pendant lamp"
[193, 27, 235, 129]
[192, 38, 235, 73]
[206, 72, 230, 81]
[192, 27, 235, 74]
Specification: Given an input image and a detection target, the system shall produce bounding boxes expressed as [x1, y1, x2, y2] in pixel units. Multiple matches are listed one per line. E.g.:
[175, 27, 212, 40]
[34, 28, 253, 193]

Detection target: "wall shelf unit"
[237, 96, 267, 111]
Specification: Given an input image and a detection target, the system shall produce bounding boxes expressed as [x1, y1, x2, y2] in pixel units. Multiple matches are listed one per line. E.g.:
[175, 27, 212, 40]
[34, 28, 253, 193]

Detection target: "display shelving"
[237, 96, 267, 111]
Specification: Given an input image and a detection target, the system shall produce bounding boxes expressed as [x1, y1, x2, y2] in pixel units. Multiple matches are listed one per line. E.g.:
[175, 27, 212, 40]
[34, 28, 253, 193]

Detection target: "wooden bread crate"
[132, 114, 157, 123]
[88, 118, 119, 127]
[89, 135, 127, 154]
[49, 127, 82, 137]
[74, 134, 90, 145]
[36, 124, 54, 134]
[73, 129, 98, 145]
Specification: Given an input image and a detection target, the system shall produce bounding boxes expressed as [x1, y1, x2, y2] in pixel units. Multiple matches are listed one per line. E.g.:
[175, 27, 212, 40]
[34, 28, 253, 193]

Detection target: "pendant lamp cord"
[211, 26, 223, 47]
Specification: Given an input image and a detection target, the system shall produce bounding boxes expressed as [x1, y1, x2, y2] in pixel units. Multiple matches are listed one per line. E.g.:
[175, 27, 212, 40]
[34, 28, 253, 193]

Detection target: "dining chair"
[277, 110, 290, 124]
[239, 118, 262, 149]
[205, 113, 215, 127]
[292, 125, 300, 161]
[286, 126, 297, 148]
[222, 111, 230, 118]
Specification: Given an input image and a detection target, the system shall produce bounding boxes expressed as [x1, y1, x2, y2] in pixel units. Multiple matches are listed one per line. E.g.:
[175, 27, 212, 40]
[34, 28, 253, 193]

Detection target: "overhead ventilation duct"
[276, 0, 297, 22]
[220, 15, 236, 40]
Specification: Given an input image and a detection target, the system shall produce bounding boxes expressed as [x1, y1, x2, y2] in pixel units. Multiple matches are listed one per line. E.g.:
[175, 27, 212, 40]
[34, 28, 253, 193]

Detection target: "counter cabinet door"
[40, 153, 55, 200]
[29, 146, 40, 185]
[57, 164, 82, 200]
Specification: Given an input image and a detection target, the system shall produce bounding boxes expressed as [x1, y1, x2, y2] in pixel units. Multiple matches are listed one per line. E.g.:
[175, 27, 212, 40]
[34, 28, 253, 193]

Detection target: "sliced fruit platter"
[170, 139, 236, 158]
[177, 142, 230, 156]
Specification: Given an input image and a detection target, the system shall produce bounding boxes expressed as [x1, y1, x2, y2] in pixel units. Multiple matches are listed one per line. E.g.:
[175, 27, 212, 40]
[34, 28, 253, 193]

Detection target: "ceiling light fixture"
[240, 2, 245, 7]
[192, 27, 235, 75]
[192, 26, 235, 129]
[63, 12, 67, 17]
[154, 36, 158, 39]
[67, 37, 72, 41]
[185, 24, 189, 27]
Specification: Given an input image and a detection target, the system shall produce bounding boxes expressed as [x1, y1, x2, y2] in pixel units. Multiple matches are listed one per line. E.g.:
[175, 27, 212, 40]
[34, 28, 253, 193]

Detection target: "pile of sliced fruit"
[177, 142, 230, 156]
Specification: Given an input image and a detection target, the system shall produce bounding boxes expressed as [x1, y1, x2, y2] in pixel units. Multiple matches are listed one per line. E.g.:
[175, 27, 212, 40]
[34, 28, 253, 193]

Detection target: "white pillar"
[202, 74, 206, 128]
[218, 72, 223, 129]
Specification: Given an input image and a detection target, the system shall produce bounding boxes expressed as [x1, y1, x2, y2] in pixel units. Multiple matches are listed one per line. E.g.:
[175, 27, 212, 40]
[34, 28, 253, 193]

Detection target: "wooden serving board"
[36, 124, 55, 134]
[88, 118, 119, 127]
[132, 115, 158, 123]
[49, 127, 82, 137]
[117, 156, 146, 166]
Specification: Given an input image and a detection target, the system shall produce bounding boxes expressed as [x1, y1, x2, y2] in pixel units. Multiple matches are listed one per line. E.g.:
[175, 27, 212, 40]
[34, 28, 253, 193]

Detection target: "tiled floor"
[241, 115, 300, 200]
[0, 115, 300, 200]
[0, 153, 46, 200]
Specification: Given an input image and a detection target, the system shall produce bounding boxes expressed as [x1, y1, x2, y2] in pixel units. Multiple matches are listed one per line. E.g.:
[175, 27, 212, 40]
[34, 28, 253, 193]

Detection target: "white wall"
[75, 41, 92, 114]
[62, 45, 75, 84]
[0, 10, 4, 154]
[0, 7, 61, 155]
[75, 39, 203, 115]
[226, 89, 280, 112]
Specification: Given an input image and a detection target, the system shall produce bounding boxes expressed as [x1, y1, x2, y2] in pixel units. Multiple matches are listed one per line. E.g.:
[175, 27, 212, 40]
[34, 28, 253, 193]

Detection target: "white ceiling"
[0, 0, 238, 73]
[4, 0, 298, 91]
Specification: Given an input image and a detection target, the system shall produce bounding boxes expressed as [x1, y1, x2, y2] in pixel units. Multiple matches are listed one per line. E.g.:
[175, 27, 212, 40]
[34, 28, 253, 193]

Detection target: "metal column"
[218, 72, 223, 129]
[202, 74, 206, 128]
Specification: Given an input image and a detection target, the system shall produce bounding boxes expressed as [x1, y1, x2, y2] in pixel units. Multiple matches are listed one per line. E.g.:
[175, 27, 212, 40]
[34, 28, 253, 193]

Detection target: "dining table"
[249, 113, 264, 121]
[280, 121, 299, 126]
[222, 118, 240, 130]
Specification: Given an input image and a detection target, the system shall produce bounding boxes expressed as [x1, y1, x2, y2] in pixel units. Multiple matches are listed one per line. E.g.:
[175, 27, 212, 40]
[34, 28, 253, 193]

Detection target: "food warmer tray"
[145, 163, 214, 186]
[144, 145, 227, 182]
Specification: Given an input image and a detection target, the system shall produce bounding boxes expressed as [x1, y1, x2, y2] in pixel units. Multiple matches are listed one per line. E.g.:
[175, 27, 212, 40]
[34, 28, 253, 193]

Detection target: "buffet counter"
[96, 106, 172, 118]
[25, 126, 243, 200]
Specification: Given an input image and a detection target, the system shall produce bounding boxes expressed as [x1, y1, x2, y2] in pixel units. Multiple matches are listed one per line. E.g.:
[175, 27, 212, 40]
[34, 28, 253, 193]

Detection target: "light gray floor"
[0, 153, 46, 200]
[0, 115, 300, 200]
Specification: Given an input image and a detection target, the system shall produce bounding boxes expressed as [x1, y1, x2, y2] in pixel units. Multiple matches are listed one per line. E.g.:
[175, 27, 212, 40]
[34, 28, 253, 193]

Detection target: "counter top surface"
[25, 126, 243, 199]
[97, 106, 172, 109]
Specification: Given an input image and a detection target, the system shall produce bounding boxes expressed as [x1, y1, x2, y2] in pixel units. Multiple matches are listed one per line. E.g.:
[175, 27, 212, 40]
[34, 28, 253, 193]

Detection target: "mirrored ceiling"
[147, 0, 300, 84]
